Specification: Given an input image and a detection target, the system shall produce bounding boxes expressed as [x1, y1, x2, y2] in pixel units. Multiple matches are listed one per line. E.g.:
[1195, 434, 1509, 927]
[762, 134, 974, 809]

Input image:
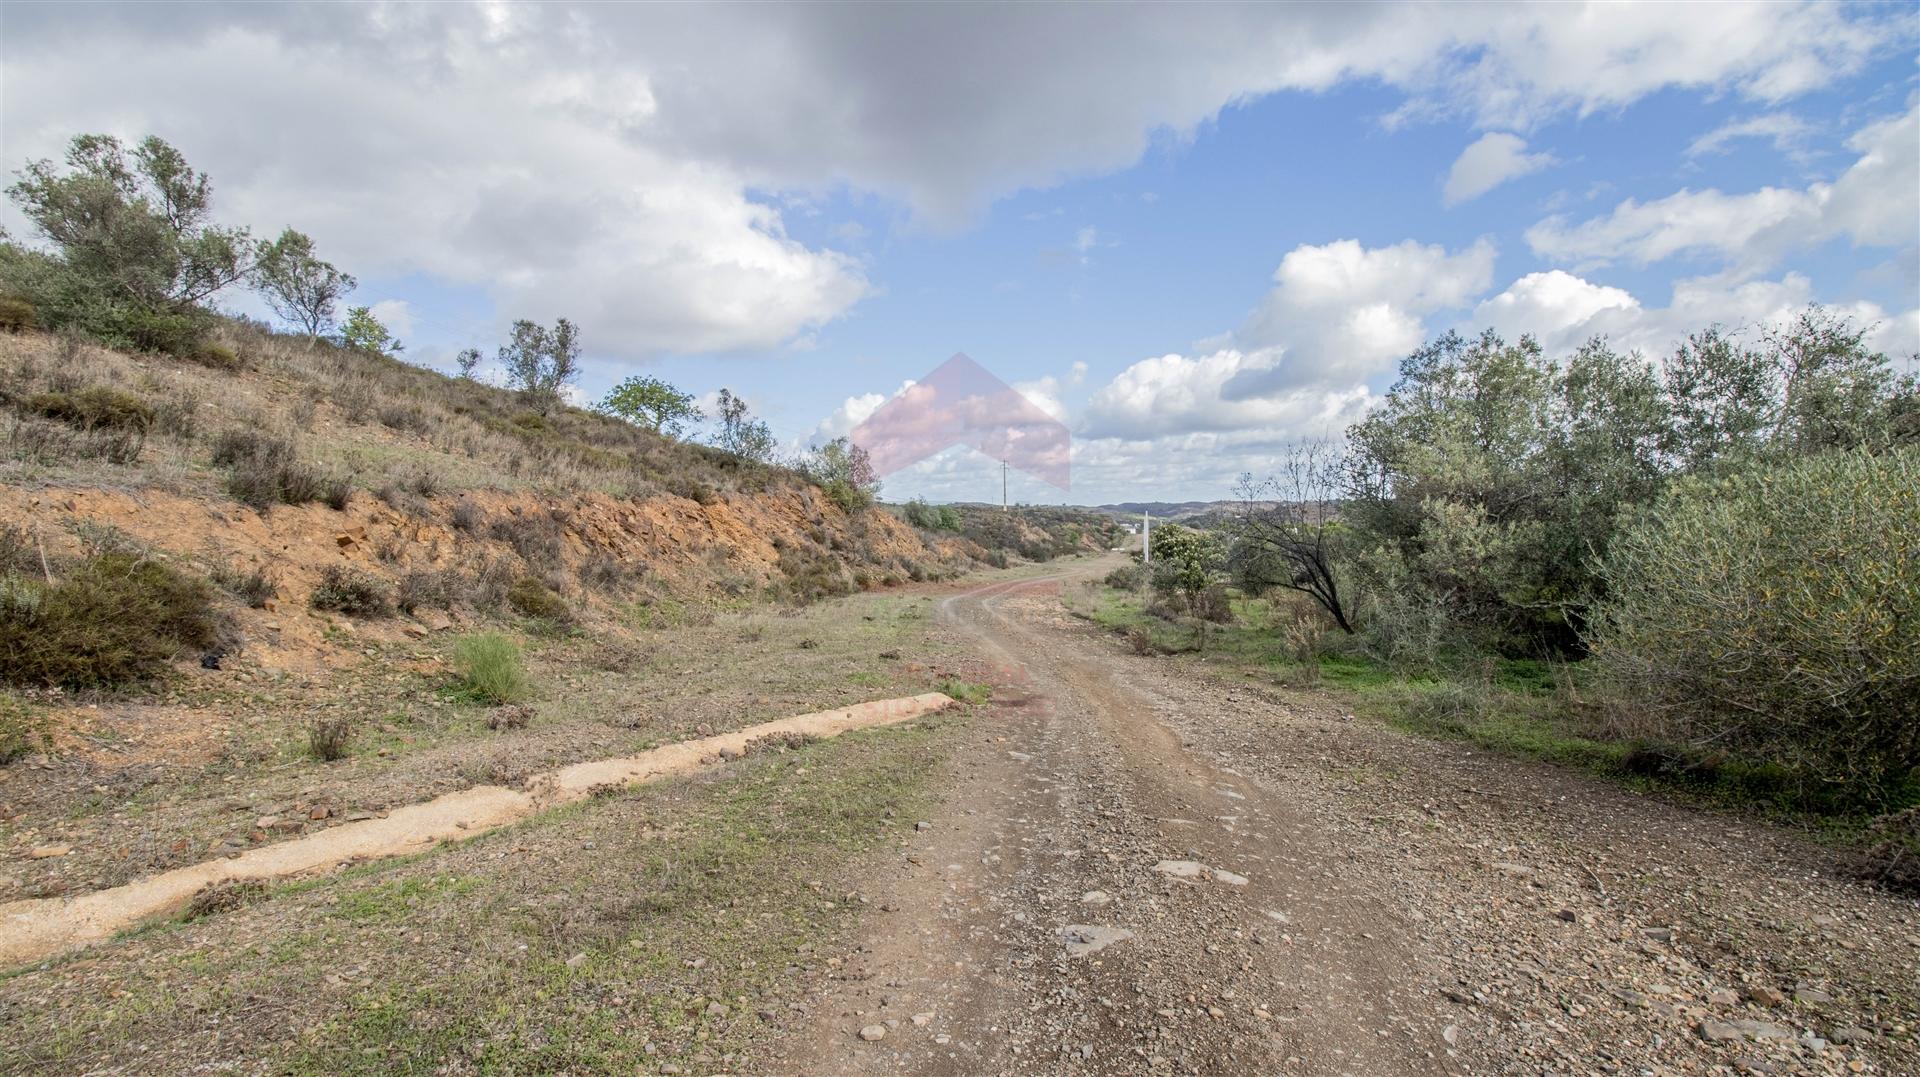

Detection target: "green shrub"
[1103, 563, 1147, 591]
[451, 632, 531, 704]
[1587, 447, 1920, 795]
[505, 576, 569, 622]
[0, 553, 223, 687]
[112, 306, 209, 356]
[0, 296, 38, 333]
[309, 564, 393, 617]
[26, 386, 154, 432]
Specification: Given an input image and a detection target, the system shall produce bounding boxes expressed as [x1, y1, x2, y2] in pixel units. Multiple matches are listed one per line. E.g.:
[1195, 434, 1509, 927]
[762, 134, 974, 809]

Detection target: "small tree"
[340, 305, 401, 357]
[710, 388, 776, 462]
[254, 229, 354, 345]
[599, 375, 702, 438]
[805, 437, 880, 513]
[499, 317, 581, 414]
[1144, 523, 1225, 607]
[4, 134, 257, 351]
[1229, 441, 1355, 633]
[454, 347, 481, 379]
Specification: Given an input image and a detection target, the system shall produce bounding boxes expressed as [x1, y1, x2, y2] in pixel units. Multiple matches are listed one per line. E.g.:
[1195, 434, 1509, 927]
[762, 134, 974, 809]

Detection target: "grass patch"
[449, 632, 532, 704]
[0, 721, 962, 1074]
[936, 678, 992, 705]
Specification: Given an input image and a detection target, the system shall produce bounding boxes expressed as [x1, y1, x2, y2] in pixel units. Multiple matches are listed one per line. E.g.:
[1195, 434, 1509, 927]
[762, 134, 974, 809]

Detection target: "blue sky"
[4, 3, 1916, 504]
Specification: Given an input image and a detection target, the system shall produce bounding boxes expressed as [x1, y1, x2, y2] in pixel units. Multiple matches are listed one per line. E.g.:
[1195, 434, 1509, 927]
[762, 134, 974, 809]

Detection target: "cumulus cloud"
[1527, 103, 1918, 271]
[1474, 268, 1919, 363]
[1083, 236, 1490, 441]
[1234, 237, 1496, 389]
[1444, 133, 1556, 205]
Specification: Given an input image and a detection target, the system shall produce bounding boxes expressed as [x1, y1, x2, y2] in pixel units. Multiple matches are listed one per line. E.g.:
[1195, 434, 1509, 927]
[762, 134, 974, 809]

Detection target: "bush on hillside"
[211, 429, 350, 509]
[0, 553, 224, 687]
[505, 575, 569, 622]
[309, 563, 393, 617]
[1586, 447, 1920, 796]
[26, 386, 153, 433]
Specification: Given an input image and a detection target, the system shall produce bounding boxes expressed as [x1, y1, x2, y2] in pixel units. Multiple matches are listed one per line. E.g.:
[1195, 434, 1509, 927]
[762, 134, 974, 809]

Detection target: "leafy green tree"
[454, 347, 482, 379]
[710, 388, 776, 463]
[340, 305, 401, 357]
[903, 497, 935, 528]
[3, 133, 267, 351]
[935, 504, 961, 531]
[599, 375, 702, 438]
[255, 229, 354, 345]
[499, 318, 580, 414]
[804, 437, 880, 513]
[1145, 523, 1225, 607]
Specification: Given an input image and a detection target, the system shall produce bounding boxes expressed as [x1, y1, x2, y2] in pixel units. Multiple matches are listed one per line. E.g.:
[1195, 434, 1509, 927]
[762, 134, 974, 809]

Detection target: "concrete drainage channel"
[0, 692, 955, 968]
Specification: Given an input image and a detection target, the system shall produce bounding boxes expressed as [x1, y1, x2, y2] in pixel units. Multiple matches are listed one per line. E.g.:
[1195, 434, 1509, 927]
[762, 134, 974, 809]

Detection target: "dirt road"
[779, 562, 1917, 1076]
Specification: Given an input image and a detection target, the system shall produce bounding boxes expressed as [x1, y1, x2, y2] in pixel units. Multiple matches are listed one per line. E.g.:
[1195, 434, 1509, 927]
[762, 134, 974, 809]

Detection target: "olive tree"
[1586, 447, 1919, 797]
[255, 229, 355, 345]
[499, 317, 580, 414]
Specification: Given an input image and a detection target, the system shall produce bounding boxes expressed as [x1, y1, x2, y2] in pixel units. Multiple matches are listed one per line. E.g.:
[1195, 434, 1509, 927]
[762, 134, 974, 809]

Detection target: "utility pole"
[1142, 510, 1151, 564]
[1002, 459, 1008, 511]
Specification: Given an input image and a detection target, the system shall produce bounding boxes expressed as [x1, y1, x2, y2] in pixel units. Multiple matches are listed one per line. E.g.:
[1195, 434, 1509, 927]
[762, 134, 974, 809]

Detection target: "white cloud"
[1444, 132, 1556, 205]
[1236, 237, 1497, 389]
[809, 382, 911, 445]
[1474, 267, 1919, 364]
[1685, 111, 1813, 158]
[1527, 103, 1918, 271]
[1084, 348, 1374, 439]
[367, 299, 415, 342]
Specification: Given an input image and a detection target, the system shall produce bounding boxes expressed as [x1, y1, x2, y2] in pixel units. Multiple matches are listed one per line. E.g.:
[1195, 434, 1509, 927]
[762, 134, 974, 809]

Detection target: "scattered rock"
[1746, 985, 1787, 1007]
[1829, 1026, 1870, 1045]
[911, 1012, 934, 1028]
[27, 845, 71, 859]
[705, 1002, 730, 1018]
[914, 821, 932, 832]
[1554, 908, 1577, 922]
[565, 952, 588, 969]
[858, 1024, 886, 1042]
[1080, 890, 1112, 906]
[1058, 924, 1135, 957]
[1699, 1020, 1744, 1043]
[1795, 987, 1833, 1005]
